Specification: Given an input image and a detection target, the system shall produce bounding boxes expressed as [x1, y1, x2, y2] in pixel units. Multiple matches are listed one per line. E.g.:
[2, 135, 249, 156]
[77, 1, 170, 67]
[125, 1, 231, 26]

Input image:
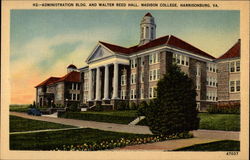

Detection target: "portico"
[85, 43, 130, 105]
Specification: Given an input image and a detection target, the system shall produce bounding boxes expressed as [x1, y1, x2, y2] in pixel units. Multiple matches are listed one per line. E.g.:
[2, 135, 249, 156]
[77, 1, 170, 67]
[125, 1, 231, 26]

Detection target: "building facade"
[35, 13, 241, 111]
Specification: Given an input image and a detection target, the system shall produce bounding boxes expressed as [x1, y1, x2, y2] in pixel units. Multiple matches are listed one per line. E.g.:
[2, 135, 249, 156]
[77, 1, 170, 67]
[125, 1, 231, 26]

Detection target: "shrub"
[129, 102, 138, 110]
[68, 103, 80, 112]
[207, 103, 240, 114]
[145, 64, 200, 136]
[137, 101, 148, 116]
[116, 101, 129, 110]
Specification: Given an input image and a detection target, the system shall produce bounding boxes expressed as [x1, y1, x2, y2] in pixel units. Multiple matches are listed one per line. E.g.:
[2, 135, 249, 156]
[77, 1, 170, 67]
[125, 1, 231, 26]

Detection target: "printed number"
[226, 152, 238, 155]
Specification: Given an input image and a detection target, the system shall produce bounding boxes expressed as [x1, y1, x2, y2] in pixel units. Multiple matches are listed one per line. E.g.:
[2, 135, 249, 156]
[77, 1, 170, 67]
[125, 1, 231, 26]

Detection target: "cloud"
[10, 26, 122, 104]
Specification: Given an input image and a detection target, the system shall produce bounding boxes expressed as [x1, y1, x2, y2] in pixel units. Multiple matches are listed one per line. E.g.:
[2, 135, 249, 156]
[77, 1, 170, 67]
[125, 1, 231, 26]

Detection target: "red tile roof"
[35, 71, 80, 88]
[217, 39, 240, 60]
[35, 77, 60, 88]
[100, 35, 215, 59]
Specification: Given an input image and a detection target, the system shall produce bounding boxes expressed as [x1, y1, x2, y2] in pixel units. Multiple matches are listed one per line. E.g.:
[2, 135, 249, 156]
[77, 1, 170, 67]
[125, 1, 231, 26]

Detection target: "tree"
[145, 64, 200, 135]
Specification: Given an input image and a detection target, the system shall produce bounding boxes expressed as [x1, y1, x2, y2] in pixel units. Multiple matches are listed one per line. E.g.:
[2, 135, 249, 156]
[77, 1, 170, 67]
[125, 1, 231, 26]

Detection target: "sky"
[10, 10, 240, 104]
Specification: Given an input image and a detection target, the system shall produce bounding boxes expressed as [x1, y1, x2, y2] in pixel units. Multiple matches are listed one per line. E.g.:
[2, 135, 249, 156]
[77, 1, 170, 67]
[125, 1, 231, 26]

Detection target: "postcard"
[1, 0, 249, 160]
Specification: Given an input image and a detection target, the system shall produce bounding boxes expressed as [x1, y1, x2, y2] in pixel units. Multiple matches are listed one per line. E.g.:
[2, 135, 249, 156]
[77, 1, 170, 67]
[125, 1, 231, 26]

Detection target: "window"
[196, 102, 200, 111]
[131, 73, 136, 84]
[141, 57, 144, 66]
[230, 81, 235, 92]
[186, 57, 189, 66]
[84, 72, 88, 79]
[177, 54, 180, 64]
[236, 61, 240, 72]
[130, 89, 136, 99]
[149, 71, 153, 81]
[140, 88, 144, 99]
[121, 90, 126, 99]
[181, 55, 185, 65]
[172, 54, 177, 63]
[230, 62, 235, 72]
[149, 87, 157, 98]
[149, 88, 153, 98]
[196, 64, 200, 76]
[236, 80, 240, 91]
[121, 75, 126, 86]
[131, 59, 137, 69]
[153, 70, 156, 80]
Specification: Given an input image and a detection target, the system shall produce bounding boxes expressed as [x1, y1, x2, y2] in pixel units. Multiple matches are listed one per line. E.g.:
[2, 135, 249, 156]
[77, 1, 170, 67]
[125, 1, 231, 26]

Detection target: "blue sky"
[10, 10, 239, 104]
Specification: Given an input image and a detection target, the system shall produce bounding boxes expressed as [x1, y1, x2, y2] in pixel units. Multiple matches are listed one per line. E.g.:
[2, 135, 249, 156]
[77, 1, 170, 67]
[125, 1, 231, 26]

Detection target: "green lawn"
[137, 113, 240, 131]
[9, 104, 30, 112]
[10, 128, 155, 150]
[10, 115, 76, 132]
[198, 113, 240, 131]
[58, 110, 138, 124]
[174, 140, 240, 151]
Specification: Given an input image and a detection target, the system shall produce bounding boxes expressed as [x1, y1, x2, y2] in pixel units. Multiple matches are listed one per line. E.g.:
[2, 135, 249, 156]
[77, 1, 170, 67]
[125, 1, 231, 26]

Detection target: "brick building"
[35, 13, 240, 111]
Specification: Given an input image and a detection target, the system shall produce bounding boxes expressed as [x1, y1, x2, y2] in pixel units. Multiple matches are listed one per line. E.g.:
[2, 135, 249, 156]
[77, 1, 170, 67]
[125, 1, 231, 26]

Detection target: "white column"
[103, 65, 109, 100]
[95, 67, 101, 101]
[112, 63, 119, 99]
[88, 69, 93, 101]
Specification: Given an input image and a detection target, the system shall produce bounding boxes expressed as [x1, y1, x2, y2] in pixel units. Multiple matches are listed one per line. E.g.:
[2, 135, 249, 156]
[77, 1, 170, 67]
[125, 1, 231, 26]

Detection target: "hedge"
[207, 103, 240, 114]
[58, 112, 136, 124]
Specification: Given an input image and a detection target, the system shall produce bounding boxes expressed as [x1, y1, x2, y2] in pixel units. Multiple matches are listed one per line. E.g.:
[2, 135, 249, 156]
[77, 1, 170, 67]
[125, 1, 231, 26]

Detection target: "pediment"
[87, 44, 114, 63]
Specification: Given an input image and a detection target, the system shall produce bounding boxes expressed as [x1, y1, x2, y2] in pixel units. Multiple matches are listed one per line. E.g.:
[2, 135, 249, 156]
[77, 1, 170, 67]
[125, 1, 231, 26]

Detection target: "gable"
[87, 45, 114, 63]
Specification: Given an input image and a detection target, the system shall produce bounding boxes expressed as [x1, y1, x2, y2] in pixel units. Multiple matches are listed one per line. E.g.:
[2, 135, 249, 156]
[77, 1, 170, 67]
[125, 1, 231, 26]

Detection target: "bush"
[137, 101, 148, 116]
[129, 102, 138, 110]
[58, 112, 136, 124]
[145, 64, 200, 136]
[207, 103, 240, 114]
[68, 103, 80, 112]
[116, 101, 129, 110]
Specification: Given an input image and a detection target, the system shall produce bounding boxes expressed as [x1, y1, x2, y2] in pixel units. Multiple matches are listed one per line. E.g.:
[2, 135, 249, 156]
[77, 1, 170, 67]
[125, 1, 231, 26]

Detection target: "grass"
[58, 110, 138, 124]
[10, 128, 155, 150]
[174, 140, 240, 151]
[9, 104, 31, 112]
[198, 113, 240, 131]
[10, 115, 76, 132]
[137, 113, 240, 131]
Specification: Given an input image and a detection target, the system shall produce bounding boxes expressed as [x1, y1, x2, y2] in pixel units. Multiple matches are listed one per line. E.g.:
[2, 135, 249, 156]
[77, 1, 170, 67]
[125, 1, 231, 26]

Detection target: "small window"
[157, 69, 160, 80]
[186, 57, 189, 66]
[236, 61, 240, 72]
[230, 81, 235, 92]
[181, 55, 185, 65]
[230, 62, 235, 72]
[236, 80, 240, 91]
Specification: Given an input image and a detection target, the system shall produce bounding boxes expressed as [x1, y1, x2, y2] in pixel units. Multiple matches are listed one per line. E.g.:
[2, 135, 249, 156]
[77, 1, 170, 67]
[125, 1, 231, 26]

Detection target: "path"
[10, 112, 152, 134]
[10, 112, 239, 140]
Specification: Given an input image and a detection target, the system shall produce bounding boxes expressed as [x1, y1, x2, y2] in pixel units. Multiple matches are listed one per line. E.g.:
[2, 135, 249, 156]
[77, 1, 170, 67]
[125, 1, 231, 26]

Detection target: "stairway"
[129, 116, 145, 125]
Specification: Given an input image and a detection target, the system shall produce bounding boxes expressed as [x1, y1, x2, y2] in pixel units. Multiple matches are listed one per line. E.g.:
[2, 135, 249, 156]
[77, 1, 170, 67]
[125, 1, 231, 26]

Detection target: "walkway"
[10, 112, 239, 140]
[10, 112, 152, 134]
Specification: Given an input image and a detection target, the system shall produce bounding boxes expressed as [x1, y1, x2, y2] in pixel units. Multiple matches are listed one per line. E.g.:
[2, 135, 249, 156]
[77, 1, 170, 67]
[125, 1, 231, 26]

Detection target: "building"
[35, 13, 240, 111]
[216, 39, 241, 105]
[35, 64, 81, 107]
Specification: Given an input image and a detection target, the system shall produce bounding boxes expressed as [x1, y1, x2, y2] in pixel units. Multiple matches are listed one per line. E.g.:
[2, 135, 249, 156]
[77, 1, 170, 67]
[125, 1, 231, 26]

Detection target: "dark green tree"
[145, 64, 200, 135]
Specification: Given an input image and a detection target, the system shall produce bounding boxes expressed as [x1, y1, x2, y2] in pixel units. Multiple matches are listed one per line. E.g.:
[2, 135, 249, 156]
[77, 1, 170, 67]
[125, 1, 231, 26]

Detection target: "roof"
[99, 35, 215, 59]
[217, 39, 240, 60]
[35, 71, 80, 88]
[145, 12, 152, 17]
[67, 64, 77, 69]
[35, 77, 60, 88]
[50, 71, 80, 84]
